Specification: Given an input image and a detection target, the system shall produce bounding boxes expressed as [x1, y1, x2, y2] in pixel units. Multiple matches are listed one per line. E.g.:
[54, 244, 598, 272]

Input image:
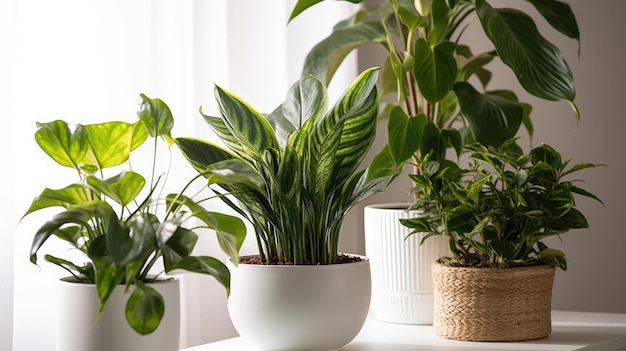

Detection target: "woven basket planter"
[432, 261, 556, 342]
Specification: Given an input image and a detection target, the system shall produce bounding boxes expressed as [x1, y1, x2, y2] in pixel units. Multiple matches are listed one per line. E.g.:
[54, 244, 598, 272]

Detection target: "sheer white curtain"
[5, 1, 357, 350]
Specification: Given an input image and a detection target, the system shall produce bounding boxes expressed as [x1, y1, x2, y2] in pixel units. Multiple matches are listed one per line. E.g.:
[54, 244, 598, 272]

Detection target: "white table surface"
[181, 310, 626, 351]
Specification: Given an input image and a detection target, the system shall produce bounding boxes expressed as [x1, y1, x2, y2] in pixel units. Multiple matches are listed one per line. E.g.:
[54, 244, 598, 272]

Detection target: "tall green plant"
[176, 68, 405, 265]
[289, 0, 580, 167]
[22, 95, 246, 334]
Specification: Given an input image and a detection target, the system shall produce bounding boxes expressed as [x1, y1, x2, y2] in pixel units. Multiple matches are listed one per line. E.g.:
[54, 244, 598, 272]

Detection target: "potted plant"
[21, 94, 246, 351]
[175, 68, 406, 351]
[401, 138, 602, 341]
[288, 0, 581, 324]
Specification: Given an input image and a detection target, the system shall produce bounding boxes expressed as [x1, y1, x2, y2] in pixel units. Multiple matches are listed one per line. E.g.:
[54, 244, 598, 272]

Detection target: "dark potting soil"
[241, 254, 363, 265]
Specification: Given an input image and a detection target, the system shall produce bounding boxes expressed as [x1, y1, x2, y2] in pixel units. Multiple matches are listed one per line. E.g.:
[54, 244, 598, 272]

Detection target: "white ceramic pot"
[364, 203, 450, 324]
[56, 277, 180, 351]
[227, 254, 371, 351]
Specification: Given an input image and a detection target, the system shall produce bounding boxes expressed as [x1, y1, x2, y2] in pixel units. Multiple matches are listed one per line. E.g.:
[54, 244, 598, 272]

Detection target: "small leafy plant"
[176, 68, 406, 265]
[22, 94, 246, 334]
[401, 139, 602, 270]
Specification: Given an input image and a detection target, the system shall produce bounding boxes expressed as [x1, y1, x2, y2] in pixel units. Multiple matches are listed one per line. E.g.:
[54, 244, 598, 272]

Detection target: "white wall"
[0, 0, 16, 348]
[343, 0, 626, 313]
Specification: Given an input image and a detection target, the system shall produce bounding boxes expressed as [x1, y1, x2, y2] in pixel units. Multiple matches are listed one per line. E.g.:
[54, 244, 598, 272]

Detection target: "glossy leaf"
[413, 38, 457, 103]
[108, 213, 157, 266]
[527, 0, 580, 41]
[302, 21, 387, 84]
[266, 75, 328, 147]
[125, 281, 165, 335]
[476, 0, 577, 114]
[165, 194, 246, 264]
[387, 107, 424, 164]
[453, 82, 523, 148]
[23, 184, 93, 216]
[82, 122, 136, 169]
[214, 85, 280, 160]
[30, 201, 116, 264]
[308, 68, 379, 194]
[45, 255, 94, 282]
[166, 256, 230, 292]
[162, 227, 198, 266]
[137, 94, 174, 138]
[35, 120, 88, 170]
[428, 0, 449, 45]
[175, 137, 235, 174]
[367, 146, 399, 181]
[87, 171, 145, 207]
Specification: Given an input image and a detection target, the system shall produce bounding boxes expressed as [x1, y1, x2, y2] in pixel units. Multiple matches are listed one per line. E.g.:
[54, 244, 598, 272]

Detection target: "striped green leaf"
[175, 137, 235, 174]
[214, 85, 280, 160]
[308, 68, 379, 193]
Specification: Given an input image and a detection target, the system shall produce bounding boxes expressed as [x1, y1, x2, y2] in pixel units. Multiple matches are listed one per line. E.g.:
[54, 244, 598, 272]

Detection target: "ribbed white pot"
[56, 277, 180, 351]
[364, 203, 450, 324]
[227, 254, 371, 351]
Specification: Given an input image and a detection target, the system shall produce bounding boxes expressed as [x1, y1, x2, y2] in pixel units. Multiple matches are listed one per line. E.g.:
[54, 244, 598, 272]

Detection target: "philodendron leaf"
[302, 21, 387, 84]
[30, 201, 116, 264]
[428, 0, 450, 45]
[266, 75, 328, 148]
[35, 120, 88, 170]
[23, 184, 93, 217]
[162, 227, 198, 266]
[44, 254, 94, 283]
[387, 107, 424, 164]
[86, 171, 145, 207]
[82, 122, 136, 170]
[476, 0, 577, 118]
[108, 213, 157, 266]
[166, 256, 230, 293]
[214, 85, 280, 161]
[165, 194, 246, 264]
[367, 146, 399, 181]
[88, 235, 126, 320]
[453, 82, 523, 148]
[137, 94, 174, 138]
[125, 281, 165, 335]
[288, 0, 324, 22]
[131, 120, 149, 150]
[288, 0, 365, 22]
[413, 38, 457, 103]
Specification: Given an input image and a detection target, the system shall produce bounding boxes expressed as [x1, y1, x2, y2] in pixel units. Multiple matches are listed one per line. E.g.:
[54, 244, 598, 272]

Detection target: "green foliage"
[400, 139, 602, 270]
[177, 68, 405, 265]
[289, 0, 580, 162]
[22, 95, 246, 335]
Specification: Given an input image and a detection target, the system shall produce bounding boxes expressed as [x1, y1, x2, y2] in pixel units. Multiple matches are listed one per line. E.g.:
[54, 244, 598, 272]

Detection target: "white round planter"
[227, 254, 371, 351]
[364, 203, 450, 324]
[56, 277, 180, 351]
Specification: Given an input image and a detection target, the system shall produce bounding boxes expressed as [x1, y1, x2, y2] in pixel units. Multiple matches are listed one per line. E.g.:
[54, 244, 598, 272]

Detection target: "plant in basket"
[21, 94, 246, 351]
[175, 68, 409, 351]
[401, 138, 603, 341]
